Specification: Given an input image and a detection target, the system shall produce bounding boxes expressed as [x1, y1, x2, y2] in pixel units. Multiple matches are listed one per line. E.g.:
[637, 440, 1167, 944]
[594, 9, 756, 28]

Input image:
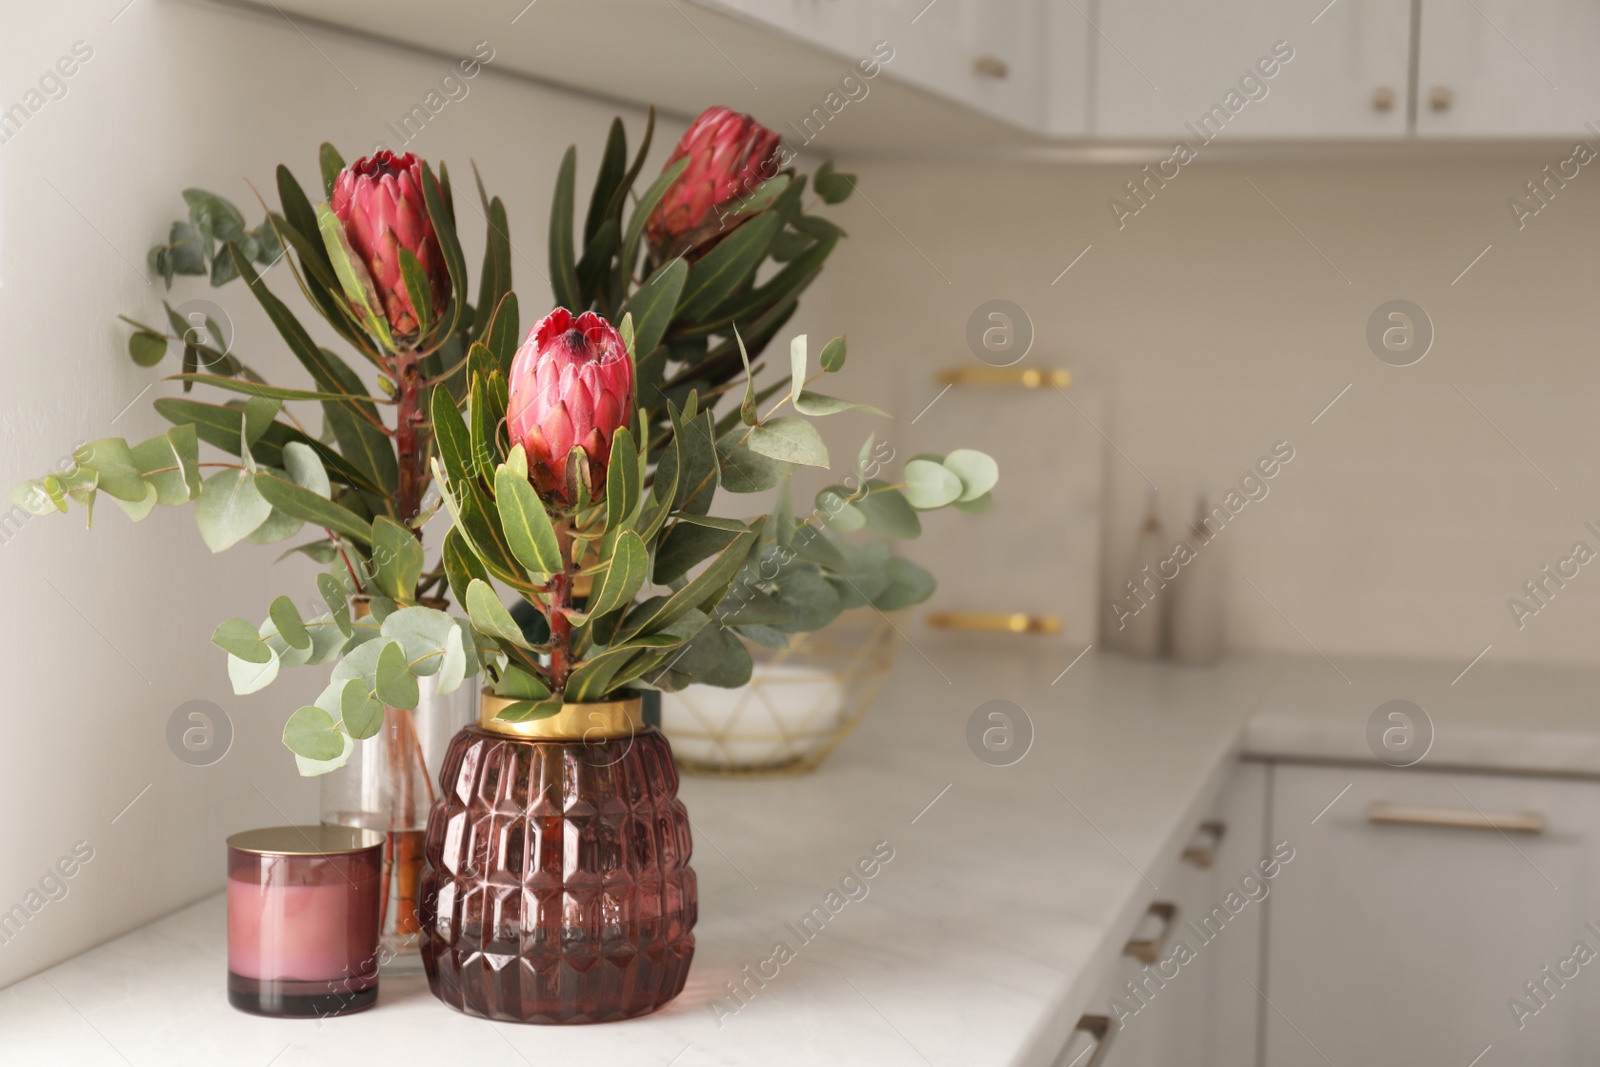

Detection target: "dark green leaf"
[819, 335, 847, 372]
[319, 142, 345, 198]
[620, 258, 686, 362]
[589, 531, 647, 618]
[813, 159, 856, 204]
[654, 518, 745, 586]
[549, 146, 580, 310]
[604, 427, 639, 532]
[129, 331, 167, 367]
[371, 516, 423, 600]
[253, 471, 374, 545]
[619, 156, 689, 282]
[465, 578, 534, 650]
[745, 417, 829, 468]
[677, 212, 781, 322]
[495, 467, 562, 576]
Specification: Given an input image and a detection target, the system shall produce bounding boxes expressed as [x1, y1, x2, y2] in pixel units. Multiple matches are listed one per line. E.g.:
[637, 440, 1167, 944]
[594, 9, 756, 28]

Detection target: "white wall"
[814, 147, 1600, 667]
[0, 0, 686, 988]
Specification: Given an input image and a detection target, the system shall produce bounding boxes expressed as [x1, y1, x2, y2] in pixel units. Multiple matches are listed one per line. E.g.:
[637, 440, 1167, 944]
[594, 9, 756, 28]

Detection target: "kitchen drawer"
[1267, 763, 1600, 1066]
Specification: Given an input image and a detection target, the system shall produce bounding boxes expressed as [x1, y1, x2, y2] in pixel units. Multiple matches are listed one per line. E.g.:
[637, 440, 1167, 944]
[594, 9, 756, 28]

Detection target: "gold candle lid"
[479, 690, 643, 740]
[226, 825, 384, 857]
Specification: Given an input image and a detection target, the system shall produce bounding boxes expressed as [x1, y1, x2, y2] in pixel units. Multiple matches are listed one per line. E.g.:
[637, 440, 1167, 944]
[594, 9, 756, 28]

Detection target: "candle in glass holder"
[226, 826, 384, 1018]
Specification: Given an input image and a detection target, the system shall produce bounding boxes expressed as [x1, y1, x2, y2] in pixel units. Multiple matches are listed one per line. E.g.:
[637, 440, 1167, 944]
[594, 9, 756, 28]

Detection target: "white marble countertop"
[6, 649, 1599, 1065]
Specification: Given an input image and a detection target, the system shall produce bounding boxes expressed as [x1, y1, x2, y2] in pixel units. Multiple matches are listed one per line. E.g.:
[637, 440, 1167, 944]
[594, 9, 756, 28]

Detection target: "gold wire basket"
[659, 616, 899, 777]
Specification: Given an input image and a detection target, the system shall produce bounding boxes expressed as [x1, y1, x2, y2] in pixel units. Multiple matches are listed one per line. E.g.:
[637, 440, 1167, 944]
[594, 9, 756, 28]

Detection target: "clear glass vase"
[320, 673, 473, 975]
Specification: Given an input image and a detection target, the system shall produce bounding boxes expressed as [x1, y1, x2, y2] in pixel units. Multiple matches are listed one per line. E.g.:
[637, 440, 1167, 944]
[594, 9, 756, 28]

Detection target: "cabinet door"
[1102, 762, 1269, 1067]
[1417, 0, 1600, 137]
[697, 0, 1052, 130]
[1267, 764, 1600, 1067]
[1094, 0, 1411, 139]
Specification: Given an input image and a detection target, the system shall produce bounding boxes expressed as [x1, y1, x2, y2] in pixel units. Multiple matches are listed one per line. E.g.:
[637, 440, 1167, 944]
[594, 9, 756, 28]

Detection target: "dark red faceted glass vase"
[419, 696, 696, 1023]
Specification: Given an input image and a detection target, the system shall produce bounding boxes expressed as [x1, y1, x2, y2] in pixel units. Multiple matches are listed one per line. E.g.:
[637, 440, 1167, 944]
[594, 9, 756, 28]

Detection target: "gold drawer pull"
[1123, 902, 1177, 965]
[927, 612, 1061, 635]
[1368, 802, 1544, 835]
[935, 367, 1072, 389]
[1181, 820, 1226, 869]
[1062, 1015, 1114, 1067]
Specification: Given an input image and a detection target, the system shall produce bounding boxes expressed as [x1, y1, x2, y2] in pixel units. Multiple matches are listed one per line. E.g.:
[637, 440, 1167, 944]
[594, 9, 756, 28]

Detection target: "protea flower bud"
[330, 151, 449, 340]
[506, 309, 634, 502]
[645, 106, 782, 262]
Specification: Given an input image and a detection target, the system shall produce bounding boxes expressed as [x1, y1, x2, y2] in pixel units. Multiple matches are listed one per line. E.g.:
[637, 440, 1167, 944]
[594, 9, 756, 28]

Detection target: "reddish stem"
[393, 349, 430, 528]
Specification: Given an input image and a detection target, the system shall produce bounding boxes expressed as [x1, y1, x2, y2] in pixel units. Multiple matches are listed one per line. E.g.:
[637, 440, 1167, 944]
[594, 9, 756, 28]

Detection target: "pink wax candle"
[226, 826, 383, 1018]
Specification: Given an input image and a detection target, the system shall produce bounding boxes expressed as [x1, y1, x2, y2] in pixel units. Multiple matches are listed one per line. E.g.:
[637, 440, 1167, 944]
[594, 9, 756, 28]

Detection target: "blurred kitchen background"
[3, 0, 1598, 1038]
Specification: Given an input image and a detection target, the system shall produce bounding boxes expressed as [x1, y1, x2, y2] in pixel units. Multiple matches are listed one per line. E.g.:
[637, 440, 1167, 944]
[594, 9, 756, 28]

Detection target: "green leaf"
[269, 595, 311, 650]
[678, 212, 781, 322]
[430, 384, 474, 488]
[340, 678, 384, 740]
[789, 333, 807, 405]
[654, 518, 746, 586]
[772, 568, 844, 632]
[673, 408, 721, 512]
[903, 458, 964, 509]
[856, 483, 922, 539]
[437, 625, 468, 695]
[241, 397, 283, 451]
[813, 159, 856, 204]
[420, 161, 468, 344]
[499, 664, 552, 701]
[284, 704, 343, 761]
[465, 578, 534, 650]
[129, 331, 167, 367]
[590, 530, 648, 618]
[619, 526, 757, 640]
[548, 145, 580, 311]
[492, 696, 565, 723]
[282, 442, 331, 499]
[669, 624, 753, 688]
[717, 427, 793, 494]
[252, 471, 374, 546]
[620, 259, 687, 362]
[736, 328, 758, 426]
[380, 605, 461, 677]
[484, 292, 521, 374]
[943, 449, 1000, 502]
[317, 203, 394, 348]
[166, 374, 382, 405]
[793, 391, 886, 417]
[585, 117, 629, 243]
[399, 247, 434, 337]
[566, 634, 682, 702]
[745, 418, 829, 468]
[604, 427, 639, 532]
[153, 397, 380, 496]
[230, 645, 281, 695]
[371, 516, 423, 600]
[495, 467, 562, 576]
[620, 156, 689, 279]
[195, 468, 273, 552]
[131, 425, 201, 505]
[473, 194, 513, 345]
[318, 572, 355, 635]
[74, 439, 147, 502]
[212, 618, 272, 663]
[441, 526, 490, 612]
[873, 556, 938, 611]
[819, 335, 847, 372]
[319, 142, 345, 198]
[375, 639, 419, 710]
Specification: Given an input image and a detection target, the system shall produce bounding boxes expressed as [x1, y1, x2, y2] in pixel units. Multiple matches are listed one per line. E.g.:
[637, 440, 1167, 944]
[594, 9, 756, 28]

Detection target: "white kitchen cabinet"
[1089, 762, 1269, 1067]
[1266, 763, 1600, 1066]
[1093, 0, 1412, 139]
[1416, 0, 1600, 137]
[697, 0, 1063, 132]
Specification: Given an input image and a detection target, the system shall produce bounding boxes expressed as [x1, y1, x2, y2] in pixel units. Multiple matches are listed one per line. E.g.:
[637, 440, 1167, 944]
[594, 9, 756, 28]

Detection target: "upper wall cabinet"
[1416, 0, 1600, 137]
[235, 0, 1597, 146]
[1092, 0, 1412, 139]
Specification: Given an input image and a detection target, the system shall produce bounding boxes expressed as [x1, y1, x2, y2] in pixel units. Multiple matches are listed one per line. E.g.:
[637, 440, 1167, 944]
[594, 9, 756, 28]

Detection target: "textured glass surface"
[420, 725, 696, 1023]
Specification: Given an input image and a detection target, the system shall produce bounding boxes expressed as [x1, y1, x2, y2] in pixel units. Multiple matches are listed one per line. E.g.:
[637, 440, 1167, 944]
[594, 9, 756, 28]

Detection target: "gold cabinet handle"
[1064, 1015, 1115, 1067]
[1429, 86, 1453, 112]
[1123, 902, 1177, 965]
[927, 612, 1061, 635]
[1371, 86, 1396, 111]
[1368, 802, 1544, 835]
[1181, 820, 1226, 869]
[935, 367, 1072, 389]
[972, 55, 1010, 79]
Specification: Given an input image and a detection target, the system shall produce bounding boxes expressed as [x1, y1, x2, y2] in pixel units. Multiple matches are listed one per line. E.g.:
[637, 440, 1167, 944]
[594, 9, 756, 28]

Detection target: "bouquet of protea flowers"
[11, 105, 998, 764]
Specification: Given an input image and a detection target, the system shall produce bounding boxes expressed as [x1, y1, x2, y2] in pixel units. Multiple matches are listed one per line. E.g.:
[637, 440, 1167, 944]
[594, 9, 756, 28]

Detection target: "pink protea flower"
[506, 308, 634, 502]
[330, 151, 449, 340]
[645, 106, 782, 262]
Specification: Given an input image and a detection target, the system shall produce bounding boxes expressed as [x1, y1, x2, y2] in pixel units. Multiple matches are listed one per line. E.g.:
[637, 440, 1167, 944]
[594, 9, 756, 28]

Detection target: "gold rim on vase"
[477, 690, 644, 741]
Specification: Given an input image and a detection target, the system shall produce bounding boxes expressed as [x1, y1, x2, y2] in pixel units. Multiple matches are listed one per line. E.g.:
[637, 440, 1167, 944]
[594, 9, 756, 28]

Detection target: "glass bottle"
[320, 671, 473, 975]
